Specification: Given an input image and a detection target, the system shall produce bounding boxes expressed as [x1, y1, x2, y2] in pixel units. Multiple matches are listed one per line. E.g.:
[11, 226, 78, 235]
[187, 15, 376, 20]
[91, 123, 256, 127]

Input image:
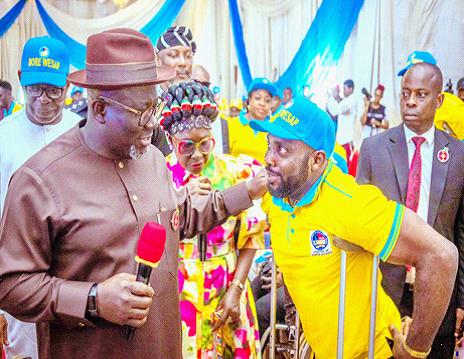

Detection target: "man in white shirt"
[0, 36, 81, 359]
[357, 60, 464, 359]
[327, 79, 358, 166]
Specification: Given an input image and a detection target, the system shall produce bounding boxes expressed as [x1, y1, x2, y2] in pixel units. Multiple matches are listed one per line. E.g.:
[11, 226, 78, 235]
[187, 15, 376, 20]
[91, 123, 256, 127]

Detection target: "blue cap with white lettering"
[249, 96, 335, 156]
[20, 36, 69, 87]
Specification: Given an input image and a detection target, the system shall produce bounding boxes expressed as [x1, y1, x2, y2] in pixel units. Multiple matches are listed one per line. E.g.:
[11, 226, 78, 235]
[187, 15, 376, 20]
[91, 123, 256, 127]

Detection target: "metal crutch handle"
[368, 255, 379, 359]
[337, 250, 347, 359]
[294, 310, 300, 359]
[336, 247, 379, 359]
[269, 253, 277, 359]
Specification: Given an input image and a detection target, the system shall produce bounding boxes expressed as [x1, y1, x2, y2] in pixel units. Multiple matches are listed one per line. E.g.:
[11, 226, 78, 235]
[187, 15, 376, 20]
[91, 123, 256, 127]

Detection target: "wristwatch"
[86, 283, 99, 319]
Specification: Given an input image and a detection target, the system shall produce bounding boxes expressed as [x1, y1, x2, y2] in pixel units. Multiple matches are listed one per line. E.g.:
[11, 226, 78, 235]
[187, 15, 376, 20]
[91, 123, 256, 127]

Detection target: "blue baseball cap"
[249, 96, 335, 156]
[247, 78, 277, 97]
[20, 36, 69, 87]
[397, 51, 437, 76]
[71, 87, 83, 96]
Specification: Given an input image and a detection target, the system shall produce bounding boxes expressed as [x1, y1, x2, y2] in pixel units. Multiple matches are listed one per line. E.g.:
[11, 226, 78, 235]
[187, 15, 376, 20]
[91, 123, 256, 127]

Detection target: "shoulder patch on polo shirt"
[310, 230, 332, 256]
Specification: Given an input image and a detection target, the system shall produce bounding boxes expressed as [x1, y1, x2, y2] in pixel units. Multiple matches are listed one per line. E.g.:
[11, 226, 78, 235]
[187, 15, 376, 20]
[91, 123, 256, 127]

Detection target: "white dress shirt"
[327, 94, 358, 145]
[0, 107, 80, 359]
[403, 124, 435, 222]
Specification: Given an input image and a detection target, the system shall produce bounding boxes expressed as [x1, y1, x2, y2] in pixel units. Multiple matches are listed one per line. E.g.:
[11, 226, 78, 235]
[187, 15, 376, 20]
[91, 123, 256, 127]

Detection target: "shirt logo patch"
[310, 230, 332, 256]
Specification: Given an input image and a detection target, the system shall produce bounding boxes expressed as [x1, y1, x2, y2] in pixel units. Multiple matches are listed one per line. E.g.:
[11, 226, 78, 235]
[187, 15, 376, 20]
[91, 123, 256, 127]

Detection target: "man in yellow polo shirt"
[0, 81, 22, 121]
[250, 96, 458, 359]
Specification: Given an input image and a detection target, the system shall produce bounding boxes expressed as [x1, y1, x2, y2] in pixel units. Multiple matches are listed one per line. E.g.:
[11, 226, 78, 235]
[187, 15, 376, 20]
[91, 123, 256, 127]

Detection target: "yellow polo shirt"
[3, 101, 22, 118]
[262, 160, 403, 359]
[228, 112, 268, 165]
[435, 92, 464, 141]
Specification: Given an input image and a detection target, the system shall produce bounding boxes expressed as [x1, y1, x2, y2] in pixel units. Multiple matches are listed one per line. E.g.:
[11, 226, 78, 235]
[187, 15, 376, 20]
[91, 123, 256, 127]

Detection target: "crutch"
[336, 241, 379, 359]
[268, 253, 303, 359]
[293, 309, 301, 359]
[269, 253, 277, 359]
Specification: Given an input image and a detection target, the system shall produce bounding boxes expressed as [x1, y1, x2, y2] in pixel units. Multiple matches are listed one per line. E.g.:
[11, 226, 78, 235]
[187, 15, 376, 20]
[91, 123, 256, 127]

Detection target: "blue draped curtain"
[0, 0, 27, 38]
[35, 0, 187, 70]
[140, 0, 187, 44]
[229, 0, 364, 96]
[35, 0, 87, 70]
[228, 0, 253, 89]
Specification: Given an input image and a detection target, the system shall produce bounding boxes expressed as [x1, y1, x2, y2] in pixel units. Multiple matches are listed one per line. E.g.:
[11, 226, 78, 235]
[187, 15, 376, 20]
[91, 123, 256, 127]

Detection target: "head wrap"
[156, 26, 196, 53]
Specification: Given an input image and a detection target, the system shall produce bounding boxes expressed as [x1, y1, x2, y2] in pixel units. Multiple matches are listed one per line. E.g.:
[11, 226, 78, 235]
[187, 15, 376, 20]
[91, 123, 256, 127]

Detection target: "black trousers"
[250, 276, 286, 338]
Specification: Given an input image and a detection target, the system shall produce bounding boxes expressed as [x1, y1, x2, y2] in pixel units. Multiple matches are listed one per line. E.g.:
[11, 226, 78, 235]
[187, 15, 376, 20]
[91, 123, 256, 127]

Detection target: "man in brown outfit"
[0, 29, 267, 359]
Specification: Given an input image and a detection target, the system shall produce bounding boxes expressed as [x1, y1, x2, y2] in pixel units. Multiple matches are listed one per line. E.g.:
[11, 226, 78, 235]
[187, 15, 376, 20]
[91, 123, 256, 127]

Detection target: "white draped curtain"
[39, 0, 165, 43]
[337, 0, 464, 147]
[1, 0, 463, 135]
[0, 0, 320, 101]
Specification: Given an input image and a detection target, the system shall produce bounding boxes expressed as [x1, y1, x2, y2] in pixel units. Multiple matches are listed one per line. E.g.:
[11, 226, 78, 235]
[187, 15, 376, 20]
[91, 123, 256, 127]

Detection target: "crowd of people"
[0, 25, 463, 359]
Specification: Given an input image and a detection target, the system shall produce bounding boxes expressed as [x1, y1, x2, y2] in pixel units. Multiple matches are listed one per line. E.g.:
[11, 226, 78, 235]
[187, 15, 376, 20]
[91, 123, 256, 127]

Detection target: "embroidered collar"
[272, 159, 334, 212]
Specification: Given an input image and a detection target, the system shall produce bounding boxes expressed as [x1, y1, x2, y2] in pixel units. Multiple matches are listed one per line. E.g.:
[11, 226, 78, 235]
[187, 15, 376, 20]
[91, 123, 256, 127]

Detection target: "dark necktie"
[405, 136, 426, 213]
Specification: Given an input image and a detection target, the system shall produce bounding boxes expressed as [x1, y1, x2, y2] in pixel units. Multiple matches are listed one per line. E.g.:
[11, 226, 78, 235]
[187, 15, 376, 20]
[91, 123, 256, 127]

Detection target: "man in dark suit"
[357, 60, 464, 358]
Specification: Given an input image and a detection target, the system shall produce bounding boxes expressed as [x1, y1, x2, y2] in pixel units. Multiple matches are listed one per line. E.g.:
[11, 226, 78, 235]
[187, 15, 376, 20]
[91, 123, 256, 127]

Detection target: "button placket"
[289, 210, 296, 235]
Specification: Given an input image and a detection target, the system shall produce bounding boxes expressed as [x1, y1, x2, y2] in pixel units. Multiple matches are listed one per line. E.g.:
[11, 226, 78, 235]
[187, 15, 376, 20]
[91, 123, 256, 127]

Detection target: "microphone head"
[136, 222, 166, 265]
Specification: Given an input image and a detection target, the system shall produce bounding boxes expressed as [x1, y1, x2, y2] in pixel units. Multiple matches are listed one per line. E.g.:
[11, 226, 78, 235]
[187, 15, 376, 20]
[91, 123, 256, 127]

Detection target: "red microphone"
[125, 222, 166, 340]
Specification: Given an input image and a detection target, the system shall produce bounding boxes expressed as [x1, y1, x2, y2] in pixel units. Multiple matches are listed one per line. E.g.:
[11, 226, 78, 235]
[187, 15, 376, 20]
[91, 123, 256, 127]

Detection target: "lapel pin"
[171, 208, 180, 231]
[437, 147, 449, 163]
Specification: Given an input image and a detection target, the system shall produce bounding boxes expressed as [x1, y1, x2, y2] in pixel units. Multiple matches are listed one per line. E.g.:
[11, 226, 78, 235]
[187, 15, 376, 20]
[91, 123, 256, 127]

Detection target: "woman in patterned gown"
[160, 82, 265, 359]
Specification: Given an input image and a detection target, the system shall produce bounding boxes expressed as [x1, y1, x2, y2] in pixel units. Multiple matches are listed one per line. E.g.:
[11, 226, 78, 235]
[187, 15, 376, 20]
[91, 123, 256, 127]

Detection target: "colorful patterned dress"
[167, 152, 265, 359]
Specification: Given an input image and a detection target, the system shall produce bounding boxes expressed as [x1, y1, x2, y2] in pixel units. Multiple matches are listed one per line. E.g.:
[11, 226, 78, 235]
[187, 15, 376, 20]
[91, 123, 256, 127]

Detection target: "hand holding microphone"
[91, 222, 165, 338]
[124, 222, 166, 340]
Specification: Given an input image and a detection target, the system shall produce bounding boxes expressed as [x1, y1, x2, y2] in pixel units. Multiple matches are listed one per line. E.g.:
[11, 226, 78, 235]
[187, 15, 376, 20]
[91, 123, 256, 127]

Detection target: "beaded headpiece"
[160, 81, 218, 135]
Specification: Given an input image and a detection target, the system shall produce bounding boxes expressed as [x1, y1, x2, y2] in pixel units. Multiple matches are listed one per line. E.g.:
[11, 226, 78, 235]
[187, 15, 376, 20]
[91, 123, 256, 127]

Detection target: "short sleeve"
[335, 184, 404, 261]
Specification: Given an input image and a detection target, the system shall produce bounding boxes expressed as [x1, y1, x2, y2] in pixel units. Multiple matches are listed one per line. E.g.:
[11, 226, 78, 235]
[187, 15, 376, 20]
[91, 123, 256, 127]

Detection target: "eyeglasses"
[26, 85, 64, 99]
[98, 96, 167, 127]
[172, 137, 215, 156]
